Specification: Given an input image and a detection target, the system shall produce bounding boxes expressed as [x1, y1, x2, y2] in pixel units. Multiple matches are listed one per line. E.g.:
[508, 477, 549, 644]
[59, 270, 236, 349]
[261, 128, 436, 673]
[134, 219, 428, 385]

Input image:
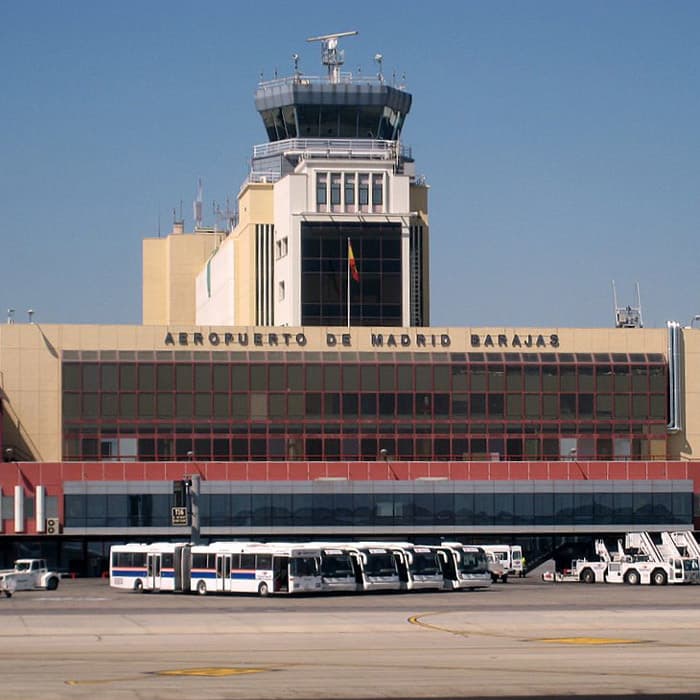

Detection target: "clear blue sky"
[1, 1, 699, 328]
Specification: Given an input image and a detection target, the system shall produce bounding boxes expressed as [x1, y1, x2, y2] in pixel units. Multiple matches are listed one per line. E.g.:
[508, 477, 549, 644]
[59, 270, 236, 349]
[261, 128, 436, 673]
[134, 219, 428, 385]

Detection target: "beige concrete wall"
[142, 228, 222, 325]
[232, 183, 274, 325]
[679, 328, 700, 459]
[142, 238, 168, 324]
[409, 182, 429, 216]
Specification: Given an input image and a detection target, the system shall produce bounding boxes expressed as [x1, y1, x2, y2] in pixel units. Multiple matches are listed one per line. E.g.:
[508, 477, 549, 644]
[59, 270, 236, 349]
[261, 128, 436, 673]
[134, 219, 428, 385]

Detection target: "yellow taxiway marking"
[537, 637, 644, 645]
[408, 614, 650, 647]
[157, 667, 266, 677]
[66, 666, 267, 685]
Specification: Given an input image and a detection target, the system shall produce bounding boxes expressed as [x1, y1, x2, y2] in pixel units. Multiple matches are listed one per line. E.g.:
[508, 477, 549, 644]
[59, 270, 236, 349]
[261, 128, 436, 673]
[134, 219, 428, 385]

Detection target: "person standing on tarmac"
[520, 556, 526, 577]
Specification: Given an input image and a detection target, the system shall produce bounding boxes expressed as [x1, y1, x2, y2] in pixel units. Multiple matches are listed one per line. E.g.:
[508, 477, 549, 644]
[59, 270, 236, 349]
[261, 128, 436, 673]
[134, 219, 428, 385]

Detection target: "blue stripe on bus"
[231, 571, 256, 580]
[191, 569, 259, 581]
[111, 568, 175, 578]
[112, 568, 147, 577]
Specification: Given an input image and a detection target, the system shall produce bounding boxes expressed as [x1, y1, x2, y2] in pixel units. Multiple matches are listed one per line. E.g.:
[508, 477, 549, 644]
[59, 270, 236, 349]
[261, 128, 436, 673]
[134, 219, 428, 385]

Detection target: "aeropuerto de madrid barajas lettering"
[470, 333, 559, 348]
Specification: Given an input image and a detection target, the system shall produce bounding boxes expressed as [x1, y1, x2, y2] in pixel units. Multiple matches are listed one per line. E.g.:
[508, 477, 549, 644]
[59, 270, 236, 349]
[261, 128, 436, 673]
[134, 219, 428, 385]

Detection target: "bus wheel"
[651, 569, 668, 586]
[624, 569, 641, 585]
[133, 579, 144, 593]
[258, 582, 269, 597]
[196, 580, 207, 596]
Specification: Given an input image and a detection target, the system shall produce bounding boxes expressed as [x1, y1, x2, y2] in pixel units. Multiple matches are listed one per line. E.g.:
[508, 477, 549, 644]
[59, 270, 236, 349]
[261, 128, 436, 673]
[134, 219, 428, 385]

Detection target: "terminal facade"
[1, 35, 699, 575]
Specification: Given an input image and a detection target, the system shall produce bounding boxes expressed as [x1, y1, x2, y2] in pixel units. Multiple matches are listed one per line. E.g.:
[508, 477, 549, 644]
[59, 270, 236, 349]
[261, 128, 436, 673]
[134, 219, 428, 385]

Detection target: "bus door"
[350, 553, 365, 586]
[146, 553, 161, 590]
[394, 551, 409, 584]
[273, 556, 289, 593]
[437, 549, 456, 581]
[216, 554, 232, 593]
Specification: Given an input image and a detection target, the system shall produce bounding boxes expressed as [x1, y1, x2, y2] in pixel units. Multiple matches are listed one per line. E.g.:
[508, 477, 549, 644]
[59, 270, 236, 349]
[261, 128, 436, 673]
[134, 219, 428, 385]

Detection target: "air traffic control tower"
[144, 32, 430, 328]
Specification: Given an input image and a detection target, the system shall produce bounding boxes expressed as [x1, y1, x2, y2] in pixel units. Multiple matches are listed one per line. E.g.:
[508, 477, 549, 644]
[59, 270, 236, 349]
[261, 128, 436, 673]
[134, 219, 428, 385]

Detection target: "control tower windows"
[344, 174, 355, 210]
[315, 171, 385, 214]
[330, 174, 342, 211]
[316, 174, 327, 211]
[358, 174, 369, 211]
[372, 174, 384, 210]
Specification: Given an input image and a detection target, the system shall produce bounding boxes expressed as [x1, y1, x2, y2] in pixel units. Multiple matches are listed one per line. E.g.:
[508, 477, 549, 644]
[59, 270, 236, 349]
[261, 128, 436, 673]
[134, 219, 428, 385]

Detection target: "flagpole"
[347, 237, 351, 328]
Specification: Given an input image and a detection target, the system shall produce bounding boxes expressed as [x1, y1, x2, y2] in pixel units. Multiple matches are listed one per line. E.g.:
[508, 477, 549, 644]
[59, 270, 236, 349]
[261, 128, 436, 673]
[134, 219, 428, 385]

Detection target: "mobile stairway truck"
[624, 531, 700, 585]
[543, 536, 697, 585]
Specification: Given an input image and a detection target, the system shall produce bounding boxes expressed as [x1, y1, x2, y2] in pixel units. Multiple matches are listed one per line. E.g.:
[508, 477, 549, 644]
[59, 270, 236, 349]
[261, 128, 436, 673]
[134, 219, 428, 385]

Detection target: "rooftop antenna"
[374, 53, 384, 83]
[612, 280, 643, 328]
[307, 30, 358, 84]
[6, 308, 15, 324]
[292, 52, 300, 78]
[193, 178, 203, 230]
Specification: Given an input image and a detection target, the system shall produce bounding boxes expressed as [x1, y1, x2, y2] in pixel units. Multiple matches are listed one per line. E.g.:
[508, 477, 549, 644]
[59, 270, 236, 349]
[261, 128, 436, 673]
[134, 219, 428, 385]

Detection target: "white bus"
[110, 542, 191, 592]
[189, 542, 322, 596]
[437, 543, 492, 590]
[316, 546, 360, 592]
[383, 543, 445, 591]
[349, 543, 402, 592]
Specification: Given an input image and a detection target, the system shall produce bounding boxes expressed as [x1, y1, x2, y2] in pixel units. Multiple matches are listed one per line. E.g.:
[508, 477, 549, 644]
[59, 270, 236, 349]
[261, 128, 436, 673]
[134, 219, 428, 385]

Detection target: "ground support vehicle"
[483, 551, 509, 582]
[477, 544, 523, 578]
[1, 576, 17, 597]
[437, 543, 492, 590]
[624, 532, 700, 584]
[0, 559, 61, 593]
[542, 537, 697, 585]
[542, 559, 607, 583]
[670, 530, 700, 560]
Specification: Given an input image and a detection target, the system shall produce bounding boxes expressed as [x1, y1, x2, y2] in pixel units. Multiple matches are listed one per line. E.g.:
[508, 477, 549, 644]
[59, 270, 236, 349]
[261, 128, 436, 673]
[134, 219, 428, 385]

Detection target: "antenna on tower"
[612, 280, 644, 328]
[374, 53, 384, 83]
[307, 30, 358, 84]
[193, 178, 203, 230]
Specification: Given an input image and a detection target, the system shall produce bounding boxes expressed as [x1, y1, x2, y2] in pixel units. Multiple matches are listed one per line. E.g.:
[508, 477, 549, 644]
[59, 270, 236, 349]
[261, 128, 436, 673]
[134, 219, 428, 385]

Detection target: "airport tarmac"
[1, 576, 700, 699]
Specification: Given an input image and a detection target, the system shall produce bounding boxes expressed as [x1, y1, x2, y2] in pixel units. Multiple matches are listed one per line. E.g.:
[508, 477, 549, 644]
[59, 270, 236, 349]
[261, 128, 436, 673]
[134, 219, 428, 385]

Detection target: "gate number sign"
[171, 507, 189, 526]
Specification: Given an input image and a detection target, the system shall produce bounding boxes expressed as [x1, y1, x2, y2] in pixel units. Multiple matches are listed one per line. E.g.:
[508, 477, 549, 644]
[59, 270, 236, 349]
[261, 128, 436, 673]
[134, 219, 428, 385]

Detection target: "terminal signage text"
[164, 331, 560, 351]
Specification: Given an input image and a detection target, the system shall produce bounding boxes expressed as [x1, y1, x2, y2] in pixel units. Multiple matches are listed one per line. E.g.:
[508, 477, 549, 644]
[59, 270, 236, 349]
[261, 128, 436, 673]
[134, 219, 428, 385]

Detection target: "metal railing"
[257, 72, 395, 91]
[252, 138, 409, 161]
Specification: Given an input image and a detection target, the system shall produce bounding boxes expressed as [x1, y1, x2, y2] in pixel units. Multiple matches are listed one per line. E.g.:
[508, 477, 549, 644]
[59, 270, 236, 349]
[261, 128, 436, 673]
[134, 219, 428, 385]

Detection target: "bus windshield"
[321, 555, 354, 578]
[364, 553, 396, 577]
[290, 556, 320, 578]
[460, 550, 488, 574]
[411, 553, 440, 576]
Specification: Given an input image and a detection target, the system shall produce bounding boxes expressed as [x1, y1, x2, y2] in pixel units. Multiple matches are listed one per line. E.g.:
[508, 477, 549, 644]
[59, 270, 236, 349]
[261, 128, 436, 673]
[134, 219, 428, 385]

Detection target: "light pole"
[185, 451, 200, 544]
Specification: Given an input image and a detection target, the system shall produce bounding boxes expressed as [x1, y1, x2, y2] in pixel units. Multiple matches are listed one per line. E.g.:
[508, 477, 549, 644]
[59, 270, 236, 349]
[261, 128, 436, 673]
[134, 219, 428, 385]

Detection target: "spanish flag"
[348, 240, 360, 282]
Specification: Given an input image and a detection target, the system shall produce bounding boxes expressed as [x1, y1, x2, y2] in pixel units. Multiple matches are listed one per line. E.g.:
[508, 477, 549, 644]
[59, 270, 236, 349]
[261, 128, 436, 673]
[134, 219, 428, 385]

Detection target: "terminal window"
[62, 352, 668, 463]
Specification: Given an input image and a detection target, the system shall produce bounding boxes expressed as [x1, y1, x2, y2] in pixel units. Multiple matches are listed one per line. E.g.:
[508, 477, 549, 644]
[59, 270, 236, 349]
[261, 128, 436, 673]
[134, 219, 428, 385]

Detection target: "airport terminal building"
[1, 35, 699, 574]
